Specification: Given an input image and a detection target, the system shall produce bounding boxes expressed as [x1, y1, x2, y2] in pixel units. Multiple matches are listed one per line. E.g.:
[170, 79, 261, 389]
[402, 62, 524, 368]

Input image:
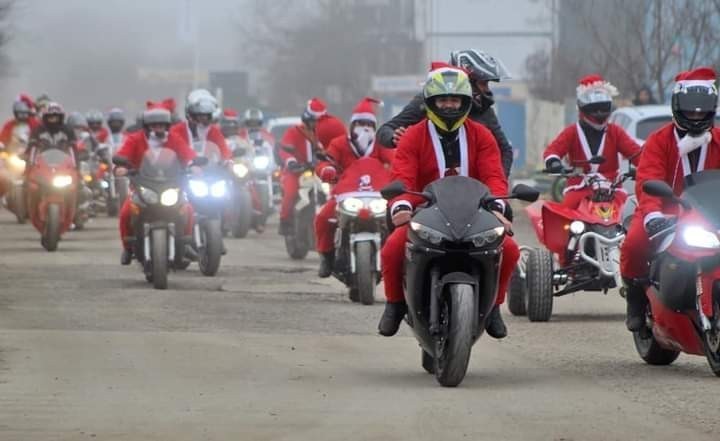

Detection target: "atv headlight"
[410, 221, 448, 245]
[681, 225, 720, 249]
[210, 180, 227, 198]
[569, 220, 585, 235]
[468, 226, 505, 247]
[160, 188, 179, 206]
[189, 179, 209, 197]
[139, 186, 159, 204]
[233, 163, 249, 178]
[369, 198, 387, 215]
[253, 156, 270, 170]
[341, 197, 363, 213]
[52, 175, 73, 188]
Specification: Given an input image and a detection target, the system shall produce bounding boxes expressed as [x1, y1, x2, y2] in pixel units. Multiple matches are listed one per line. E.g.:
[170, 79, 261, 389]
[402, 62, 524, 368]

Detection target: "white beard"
[678, 131, 712, 156]
[352, 127, 374, 156]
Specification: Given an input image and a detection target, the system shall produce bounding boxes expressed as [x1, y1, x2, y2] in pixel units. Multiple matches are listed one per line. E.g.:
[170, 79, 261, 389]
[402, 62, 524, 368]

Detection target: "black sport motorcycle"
[381, 177, 538, 387]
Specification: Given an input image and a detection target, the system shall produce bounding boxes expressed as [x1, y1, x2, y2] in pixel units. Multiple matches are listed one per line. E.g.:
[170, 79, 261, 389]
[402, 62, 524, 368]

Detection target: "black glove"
[286, 160, 305, 174]
[545, 158, 563, 173]
[645, 217, 676, 237]
[489, 201, 514, 222]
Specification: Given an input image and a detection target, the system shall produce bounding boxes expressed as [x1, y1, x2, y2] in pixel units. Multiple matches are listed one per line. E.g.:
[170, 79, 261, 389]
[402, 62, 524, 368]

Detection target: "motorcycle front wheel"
[42, 203, 61, 252]
[354, 241, 376, 305]
[199, 219, 223, 276]
[13, 185, 27, 224]
[434, 283, 475, 387]
[150, 228, 169, 290]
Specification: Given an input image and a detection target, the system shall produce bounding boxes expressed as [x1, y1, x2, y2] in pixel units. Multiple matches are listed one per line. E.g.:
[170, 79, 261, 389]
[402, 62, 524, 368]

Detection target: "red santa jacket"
[114, 131, 196, 170]
[635, 124, 720, 225]
[238, 127, 275, 145]
[316, 114, 346, 148]
[315, 134, 394, 176]
[544, 122, 640, 192]
[0, 117, 40, 147]
[169, 121, 231, 160]
[93, 127, 110, 144]
[389, 119, 507, 212]
[279, 124, 317, 166]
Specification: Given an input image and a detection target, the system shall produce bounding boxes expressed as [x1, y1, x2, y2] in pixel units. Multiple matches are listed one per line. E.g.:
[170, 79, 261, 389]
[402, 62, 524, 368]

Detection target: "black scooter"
[381, 177, 538, 387]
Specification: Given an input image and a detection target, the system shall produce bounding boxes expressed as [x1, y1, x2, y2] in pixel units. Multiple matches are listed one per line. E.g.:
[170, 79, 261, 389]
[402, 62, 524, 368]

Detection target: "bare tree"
[527, 0, 720, 103]
[0, 1, 14, 76]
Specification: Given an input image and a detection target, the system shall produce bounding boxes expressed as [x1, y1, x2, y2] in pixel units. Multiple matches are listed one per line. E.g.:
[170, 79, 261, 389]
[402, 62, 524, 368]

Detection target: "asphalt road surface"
[1, 209, 719, 441]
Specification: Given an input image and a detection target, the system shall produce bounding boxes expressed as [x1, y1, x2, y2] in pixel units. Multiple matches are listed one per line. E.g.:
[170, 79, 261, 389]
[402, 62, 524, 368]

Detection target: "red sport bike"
[509, 157, 634, 321]
[26, 148, 79, 251]
[632, 172, 720, 376]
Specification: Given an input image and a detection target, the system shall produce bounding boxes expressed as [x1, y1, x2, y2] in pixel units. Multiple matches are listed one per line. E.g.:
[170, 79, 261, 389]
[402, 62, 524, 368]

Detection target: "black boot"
[378, 301, 407, 336]
[485, 305, 507, 339]
[624, 277, 648, 332]
[121, 248, 133, 265]
[278, 219, 293, 236]
[318, 252, 334, 278]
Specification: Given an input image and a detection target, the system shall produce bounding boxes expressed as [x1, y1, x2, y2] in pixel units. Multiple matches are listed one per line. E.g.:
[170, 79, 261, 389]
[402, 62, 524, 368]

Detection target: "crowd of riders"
[2, 47, 719, 351]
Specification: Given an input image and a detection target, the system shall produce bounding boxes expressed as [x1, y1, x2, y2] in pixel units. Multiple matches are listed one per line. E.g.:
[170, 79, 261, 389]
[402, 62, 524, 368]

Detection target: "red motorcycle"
[632, 172, 720, 375]
[26, 148, 79, 251]
[509, 157, 634, 321]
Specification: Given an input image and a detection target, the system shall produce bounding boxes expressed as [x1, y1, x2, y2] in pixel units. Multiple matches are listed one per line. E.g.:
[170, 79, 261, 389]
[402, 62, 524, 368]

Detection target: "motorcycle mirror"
[642, 180, 674, 199]
[589, 156, 606, 165]
[510, 184, 540, 202]
[232, 148, 246, 158]
[381, 180, 406, 200]
[191, 156, 209, 167]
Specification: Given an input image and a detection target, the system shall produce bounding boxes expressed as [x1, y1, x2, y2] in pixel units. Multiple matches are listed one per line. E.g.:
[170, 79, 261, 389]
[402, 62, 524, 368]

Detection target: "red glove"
[319, 166, 337, 183]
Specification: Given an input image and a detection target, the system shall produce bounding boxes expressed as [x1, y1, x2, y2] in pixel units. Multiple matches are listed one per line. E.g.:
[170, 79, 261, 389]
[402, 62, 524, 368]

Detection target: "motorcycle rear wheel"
[434, 283, 474, 387]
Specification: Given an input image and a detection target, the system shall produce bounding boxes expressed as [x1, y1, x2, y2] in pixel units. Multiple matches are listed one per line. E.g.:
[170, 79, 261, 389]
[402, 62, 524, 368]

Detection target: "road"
[0, 209, 718, 441]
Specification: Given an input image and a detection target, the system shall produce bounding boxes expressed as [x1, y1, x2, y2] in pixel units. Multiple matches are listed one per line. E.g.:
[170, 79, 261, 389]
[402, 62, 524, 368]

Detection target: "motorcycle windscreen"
[422, 176, 491, 240]
[333, 157, 392, 196]
[684, 169, 720, 228]
[38, 148, 73, 168]
[138, 147, 182, 182]
[201, 142, 224, 165]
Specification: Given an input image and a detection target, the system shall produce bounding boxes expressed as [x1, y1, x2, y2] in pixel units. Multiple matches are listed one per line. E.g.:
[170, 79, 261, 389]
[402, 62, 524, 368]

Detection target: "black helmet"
[672, 67, 718, 136]
[106, 108, 125, 133]
[449, 49, 511, 83]
[41, 102, 65, 128]
[243, 108, 264, 128]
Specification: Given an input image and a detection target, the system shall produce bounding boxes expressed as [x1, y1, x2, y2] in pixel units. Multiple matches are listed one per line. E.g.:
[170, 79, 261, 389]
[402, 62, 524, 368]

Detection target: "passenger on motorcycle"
[544, 74, 641, 209]
[169, 90, 232, 161]
[377, 49, 513, 178]
[378, 64, 518, 339]
[114, 103, 198, 265]
[87, 109, 109, 144]
[621, 67, 720, 331]
[0, 95, 40, 148]
[314, 97, 394, 277]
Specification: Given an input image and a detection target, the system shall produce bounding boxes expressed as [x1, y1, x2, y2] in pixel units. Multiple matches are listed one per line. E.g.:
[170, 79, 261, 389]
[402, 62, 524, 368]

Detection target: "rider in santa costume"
[621, 66, 720, 331]
[378, 63, 517, 339]
[313, 97, 394, 277]
[544, 74, 641, 209]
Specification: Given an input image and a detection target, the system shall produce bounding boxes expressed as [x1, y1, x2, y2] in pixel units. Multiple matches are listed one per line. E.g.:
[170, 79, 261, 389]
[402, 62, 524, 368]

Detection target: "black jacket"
[377, 93, 513, 177]
[26, 124, 79, 164]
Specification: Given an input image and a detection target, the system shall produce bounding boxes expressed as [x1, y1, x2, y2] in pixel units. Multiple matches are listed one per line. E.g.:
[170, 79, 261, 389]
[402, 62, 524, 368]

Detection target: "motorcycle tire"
[421, 349, 435, 374]
[151, 228, 169, 290]
[13, 185, 26, 224]
[199, 219, 223, 277]
[232, 189, 252, 239]
[434, 283, 474, 387]
[284, 213, 310, 260]
[348, 288, 359, 303]
[508, 267, 528, 316]
[355, 241, 376, 305]
[107, 197, 118, 217]
[526, 248, 554, 322]
[43, 203, 61, 252]
[633, 325, 679, 366]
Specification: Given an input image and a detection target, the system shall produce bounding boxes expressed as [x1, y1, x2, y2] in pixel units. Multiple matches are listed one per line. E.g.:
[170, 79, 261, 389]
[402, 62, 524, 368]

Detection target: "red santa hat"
[428, 61, 469, 75]
[305, 97, 327, 118]
[223, 108, 239, 118]
[674, 67, 717, 90]
[143, 100, 171, 124]
[576, 74, 618, 104]
[16, 93, 35, 111]
[161, 98, 177, 113]
[350, 97, 382, 124]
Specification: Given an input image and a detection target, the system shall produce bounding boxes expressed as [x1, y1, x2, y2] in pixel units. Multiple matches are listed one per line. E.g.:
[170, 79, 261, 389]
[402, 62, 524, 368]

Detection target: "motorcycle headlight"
[83, 174, 93, 183]
[341, 197, 363, 213]
[467, 226, 505, 247]
[569, 220, 585, 235]
[369, 199, 387, 215]
[189, 179, 209, 197]
[681, 225, 720, 249]
[52, 175, 73, 188]
[8, 154, 25, 172]
[139, 186, 159, 204]
[410, 221, 448, 245]
[210, 180, 227, 198]
[253, 156, 270, 170]
[233, 163, 249, 178]
[160, 188, 179, 206]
